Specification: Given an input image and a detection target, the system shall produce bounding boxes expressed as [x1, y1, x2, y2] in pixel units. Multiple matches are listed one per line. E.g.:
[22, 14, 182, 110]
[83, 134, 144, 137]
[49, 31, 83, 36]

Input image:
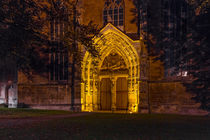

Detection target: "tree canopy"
[42, 0, 101, 111]
[132, 0, 210, 111]
[0, 0, 48, 78]
[0, 0, 100, 79]
[182, 1, 210, 111]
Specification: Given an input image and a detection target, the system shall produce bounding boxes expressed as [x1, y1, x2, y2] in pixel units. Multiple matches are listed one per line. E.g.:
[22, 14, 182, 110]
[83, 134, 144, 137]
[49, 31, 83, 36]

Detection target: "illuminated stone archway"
[81, 24, 140, 112]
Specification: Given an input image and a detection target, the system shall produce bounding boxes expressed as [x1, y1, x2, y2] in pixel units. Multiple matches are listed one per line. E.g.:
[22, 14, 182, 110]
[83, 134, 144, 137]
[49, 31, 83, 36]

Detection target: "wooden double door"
[100, 77, 128, 110]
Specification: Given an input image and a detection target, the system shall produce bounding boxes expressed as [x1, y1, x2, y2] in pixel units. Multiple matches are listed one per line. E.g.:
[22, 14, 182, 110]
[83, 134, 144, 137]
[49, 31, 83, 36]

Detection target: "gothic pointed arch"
[81, 24, 140, 112]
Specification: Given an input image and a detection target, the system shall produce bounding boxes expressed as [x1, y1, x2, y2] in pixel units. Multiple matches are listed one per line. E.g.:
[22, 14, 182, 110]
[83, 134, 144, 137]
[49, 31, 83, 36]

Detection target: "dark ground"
[0, 108, 210, 140]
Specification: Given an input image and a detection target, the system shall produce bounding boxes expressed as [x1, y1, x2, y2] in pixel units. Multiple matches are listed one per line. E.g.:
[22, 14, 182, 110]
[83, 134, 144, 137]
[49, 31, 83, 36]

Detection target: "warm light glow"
[81, 24, 140, 113]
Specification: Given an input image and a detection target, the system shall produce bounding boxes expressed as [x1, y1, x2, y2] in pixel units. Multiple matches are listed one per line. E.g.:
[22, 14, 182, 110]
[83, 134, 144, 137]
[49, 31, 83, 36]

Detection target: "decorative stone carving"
[101, 51, 127, 71]
[110, 77, 117, 111]
[81, 24, 140, 112]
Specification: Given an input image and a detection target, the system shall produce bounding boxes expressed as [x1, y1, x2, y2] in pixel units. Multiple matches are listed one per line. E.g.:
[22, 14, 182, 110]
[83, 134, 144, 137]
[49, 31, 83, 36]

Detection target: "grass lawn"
[0, 108, 72, 118]
[0, 109, 210, 140]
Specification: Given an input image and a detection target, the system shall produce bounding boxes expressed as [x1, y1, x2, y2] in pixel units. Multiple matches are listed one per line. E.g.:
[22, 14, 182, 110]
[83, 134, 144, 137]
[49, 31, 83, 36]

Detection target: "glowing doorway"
[81, 24, 140, 112]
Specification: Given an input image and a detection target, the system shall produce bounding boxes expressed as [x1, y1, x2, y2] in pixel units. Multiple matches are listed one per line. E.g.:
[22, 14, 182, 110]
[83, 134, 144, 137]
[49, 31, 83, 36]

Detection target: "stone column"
[81, 81, 85, 111]
[93, 79, 99, 111]
[97, 79, 101, 110]
[111, 77, 117, 111]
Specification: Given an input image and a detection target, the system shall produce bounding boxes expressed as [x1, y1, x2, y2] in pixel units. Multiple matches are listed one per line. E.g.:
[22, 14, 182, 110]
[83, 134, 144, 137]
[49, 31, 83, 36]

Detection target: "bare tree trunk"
[137, 5, 140, 36]
[71, 56, 76, 111]
[70, 1, 78, 111]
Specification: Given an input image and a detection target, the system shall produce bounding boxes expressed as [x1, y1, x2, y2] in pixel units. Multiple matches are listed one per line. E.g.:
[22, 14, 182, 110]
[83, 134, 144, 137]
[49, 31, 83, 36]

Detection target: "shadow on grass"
[0, 108, 72, 118]
[0, 113, 210, 140]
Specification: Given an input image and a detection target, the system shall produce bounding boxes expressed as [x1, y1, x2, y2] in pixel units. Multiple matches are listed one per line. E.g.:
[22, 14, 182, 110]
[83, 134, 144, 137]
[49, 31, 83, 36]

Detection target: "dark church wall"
[18, 84, 81, 111]
[138, 81, 207, 115]
[18, 84, 73, 110]
[149, 82, 207, 115]
[17, 67, 82, 111]
[137, 54, 208, 115]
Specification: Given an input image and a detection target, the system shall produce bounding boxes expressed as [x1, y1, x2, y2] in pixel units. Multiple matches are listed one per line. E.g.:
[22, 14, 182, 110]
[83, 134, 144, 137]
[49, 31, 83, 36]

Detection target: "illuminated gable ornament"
[81, 23, 140, 113]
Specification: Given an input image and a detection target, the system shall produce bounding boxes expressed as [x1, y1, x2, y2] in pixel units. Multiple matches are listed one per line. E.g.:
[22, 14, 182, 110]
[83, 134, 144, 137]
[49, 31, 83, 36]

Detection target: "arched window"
[49, 19, 68, 82]
[103, 0, 124, 29]
[50, 19, 65, 41]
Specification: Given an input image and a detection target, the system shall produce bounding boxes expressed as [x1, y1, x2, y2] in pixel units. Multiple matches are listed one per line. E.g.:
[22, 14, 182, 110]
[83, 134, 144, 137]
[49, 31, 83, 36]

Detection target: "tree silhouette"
[0, 0, 48, 77]
[44, 0, 100, 111]
[182, 2, 210, 111]
[0, 0, 49, 106]
[131, 0, 210, 111]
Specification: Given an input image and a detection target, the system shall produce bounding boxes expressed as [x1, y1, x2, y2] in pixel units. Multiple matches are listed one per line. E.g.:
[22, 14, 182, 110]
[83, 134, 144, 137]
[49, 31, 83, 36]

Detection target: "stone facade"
[1, 0, 206, 115]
